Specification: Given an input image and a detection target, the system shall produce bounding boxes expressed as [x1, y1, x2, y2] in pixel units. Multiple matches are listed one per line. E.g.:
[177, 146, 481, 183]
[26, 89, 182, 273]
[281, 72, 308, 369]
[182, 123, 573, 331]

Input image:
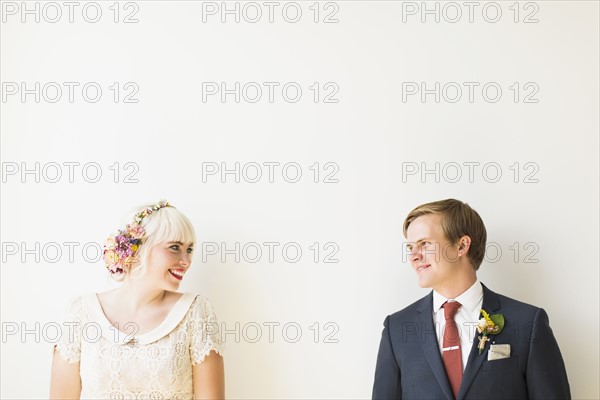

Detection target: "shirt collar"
[433, 279, 483, 314]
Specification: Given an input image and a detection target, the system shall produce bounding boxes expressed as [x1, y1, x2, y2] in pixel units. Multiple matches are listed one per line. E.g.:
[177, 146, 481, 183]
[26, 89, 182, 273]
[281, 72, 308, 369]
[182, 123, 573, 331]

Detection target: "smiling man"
[372, 199, 570, 400]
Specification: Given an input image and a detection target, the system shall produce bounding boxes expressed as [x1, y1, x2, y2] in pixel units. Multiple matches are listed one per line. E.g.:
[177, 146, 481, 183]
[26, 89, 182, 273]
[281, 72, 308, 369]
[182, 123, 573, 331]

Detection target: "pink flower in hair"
[127, 224, 145, 239]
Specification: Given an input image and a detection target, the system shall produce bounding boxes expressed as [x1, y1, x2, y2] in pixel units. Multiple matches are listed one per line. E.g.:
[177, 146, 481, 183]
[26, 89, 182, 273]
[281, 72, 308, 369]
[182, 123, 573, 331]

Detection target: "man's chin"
[416, 278, 431, 289]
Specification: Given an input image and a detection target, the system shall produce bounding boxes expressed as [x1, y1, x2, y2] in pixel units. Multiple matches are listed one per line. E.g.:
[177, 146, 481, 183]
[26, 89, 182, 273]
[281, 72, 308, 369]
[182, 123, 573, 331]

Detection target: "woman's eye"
[170, 245, 180, 251]
[187, 248, 194, 254]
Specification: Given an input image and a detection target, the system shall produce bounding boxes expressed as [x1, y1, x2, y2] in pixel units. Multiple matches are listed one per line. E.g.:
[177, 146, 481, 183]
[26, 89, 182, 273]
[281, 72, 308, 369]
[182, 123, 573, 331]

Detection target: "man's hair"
[403, 198, 487, 270]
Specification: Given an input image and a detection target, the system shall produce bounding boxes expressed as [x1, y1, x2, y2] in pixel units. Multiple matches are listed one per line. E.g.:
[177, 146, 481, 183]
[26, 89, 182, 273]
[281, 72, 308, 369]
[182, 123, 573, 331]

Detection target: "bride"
[50, 201, 224, 399]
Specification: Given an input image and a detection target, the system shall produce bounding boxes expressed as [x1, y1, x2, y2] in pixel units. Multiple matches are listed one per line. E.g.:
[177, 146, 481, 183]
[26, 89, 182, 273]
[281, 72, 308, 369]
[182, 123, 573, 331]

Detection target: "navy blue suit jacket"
[373, 284, 570, 399]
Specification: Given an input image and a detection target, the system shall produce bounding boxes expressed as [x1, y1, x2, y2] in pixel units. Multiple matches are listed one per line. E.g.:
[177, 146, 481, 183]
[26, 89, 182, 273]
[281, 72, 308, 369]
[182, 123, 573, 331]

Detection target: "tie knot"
[443, 301, 462, 319]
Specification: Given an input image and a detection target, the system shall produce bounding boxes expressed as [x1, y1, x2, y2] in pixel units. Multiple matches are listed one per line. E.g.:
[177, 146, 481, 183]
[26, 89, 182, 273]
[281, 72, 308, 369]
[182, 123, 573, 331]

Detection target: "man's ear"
[458, 235, 472, 256]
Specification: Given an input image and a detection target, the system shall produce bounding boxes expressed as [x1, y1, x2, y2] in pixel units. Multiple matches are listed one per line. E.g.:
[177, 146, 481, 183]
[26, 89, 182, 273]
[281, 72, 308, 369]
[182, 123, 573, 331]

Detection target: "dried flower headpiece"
[103, 201, 173, 274]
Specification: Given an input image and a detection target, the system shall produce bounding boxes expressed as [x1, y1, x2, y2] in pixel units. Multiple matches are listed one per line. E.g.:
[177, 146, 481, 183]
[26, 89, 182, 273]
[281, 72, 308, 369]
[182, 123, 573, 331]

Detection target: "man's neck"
[433, 275, 478, 299]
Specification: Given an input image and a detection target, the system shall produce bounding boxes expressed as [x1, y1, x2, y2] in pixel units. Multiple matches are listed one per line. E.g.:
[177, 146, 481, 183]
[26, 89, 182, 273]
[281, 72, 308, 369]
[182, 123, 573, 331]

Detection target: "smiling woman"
[49, 201, 224, 400]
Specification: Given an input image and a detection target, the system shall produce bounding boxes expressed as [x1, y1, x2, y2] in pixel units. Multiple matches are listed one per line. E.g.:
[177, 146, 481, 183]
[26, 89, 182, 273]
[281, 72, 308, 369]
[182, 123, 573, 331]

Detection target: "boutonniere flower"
[476, 309, 505, 354]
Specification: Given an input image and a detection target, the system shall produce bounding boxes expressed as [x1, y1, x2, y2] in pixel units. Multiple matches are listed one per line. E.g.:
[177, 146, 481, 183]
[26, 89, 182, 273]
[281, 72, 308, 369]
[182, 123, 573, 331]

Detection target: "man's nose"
[409, 246, 422, 262]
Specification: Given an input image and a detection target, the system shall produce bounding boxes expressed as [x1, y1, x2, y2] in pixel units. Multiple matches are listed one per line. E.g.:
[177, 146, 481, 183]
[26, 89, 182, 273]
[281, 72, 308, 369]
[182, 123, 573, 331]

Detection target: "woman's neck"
[115, 279, 167, 314]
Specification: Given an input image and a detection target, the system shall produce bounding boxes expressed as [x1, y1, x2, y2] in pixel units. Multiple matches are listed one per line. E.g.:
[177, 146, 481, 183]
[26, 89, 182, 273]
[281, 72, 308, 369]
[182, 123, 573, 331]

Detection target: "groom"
[372, 199, 570, 399]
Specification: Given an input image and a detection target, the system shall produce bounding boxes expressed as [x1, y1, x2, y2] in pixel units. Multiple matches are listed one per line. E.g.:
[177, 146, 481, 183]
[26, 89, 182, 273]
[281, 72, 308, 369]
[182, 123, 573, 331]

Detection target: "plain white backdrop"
[1, 1, 598, 398]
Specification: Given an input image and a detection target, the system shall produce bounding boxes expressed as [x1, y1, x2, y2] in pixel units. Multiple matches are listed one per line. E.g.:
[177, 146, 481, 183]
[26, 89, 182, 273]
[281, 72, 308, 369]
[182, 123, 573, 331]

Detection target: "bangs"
[143, 207, 196, 245]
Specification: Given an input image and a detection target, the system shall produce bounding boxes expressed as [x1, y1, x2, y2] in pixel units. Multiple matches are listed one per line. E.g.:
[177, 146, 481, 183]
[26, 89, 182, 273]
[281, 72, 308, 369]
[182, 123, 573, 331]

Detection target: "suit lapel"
[417, 292, 454, 400]
[457, 284, 501, 400]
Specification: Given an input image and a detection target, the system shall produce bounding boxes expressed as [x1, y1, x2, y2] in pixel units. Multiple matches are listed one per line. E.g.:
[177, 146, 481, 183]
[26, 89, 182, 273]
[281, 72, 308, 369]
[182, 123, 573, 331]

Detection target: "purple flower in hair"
[102, 201, 173, 274]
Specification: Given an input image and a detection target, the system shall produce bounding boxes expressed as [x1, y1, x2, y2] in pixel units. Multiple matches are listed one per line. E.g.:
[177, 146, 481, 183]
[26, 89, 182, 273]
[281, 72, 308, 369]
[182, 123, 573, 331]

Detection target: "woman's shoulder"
[187, 292, 216, 308]
[185, 291, 211, 303]
[59, 293, 96, 325]
[183, 293, 223, 359]
[62, 293, 91, 312]
[182, 292, 219, 321]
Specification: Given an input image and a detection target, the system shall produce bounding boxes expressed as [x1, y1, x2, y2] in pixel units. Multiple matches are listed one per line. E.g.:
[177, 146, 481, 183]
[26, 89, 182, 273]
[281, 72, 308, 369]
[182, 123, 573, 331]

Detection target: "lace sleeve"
[188, 295, 223, 365]
[54, 296, 83, 364]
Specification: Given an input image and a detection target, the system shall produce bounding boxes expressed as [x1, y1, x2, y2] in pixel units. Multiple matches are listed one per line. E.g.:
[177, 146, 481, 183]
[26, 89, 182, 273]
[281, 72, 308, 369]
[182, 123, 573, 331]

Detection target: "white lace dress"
[55, 292, 223, 399]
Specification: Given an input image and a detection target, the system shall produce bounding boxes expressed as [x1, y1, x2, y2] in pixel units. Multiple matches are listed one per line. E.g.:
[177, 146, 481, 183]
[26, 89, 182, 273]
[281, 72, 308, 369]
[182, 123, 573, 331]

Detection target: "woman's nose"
[180, 252, 191, 266]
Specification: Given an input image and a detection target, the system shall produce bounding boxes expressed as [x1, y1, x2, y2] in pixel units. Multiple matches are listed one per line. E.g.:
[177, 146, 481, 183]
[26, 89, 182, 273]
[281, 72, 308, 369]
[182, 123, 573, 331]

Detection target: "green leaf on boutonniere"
[489, 313, 505, 333]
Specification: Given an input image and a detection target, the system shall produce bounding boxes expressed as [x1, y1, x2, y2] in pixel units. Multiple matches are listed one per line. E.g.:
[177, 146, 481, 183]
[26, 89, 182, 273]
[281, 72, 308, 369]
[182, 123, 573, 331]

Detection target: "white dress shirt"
[432, 279, 484, 371]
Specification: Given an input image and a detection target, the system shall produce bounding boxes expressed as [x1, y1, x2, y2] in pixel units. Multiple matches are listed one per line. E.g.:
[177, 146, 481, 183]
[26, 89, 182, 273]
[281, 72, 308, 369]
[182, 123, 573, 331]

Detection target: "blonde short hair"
[111, 202, 196, 281]
[402, 198, 487, 270]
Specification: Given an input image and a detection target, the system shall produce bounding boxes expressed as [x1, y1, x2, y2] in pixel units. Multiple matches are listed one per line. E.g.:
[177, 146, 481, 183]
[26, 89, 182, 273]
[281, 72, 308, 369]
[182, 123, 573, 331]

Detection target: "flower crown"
[103, 201, 173, 274]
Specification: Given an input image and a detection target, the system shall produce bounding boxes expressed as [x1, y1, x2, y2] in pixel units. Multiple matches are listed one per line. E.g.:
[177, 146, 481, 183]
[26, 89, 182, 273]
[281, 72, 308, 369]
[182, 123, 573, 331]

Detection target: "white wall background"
[1, 1, 598, 398]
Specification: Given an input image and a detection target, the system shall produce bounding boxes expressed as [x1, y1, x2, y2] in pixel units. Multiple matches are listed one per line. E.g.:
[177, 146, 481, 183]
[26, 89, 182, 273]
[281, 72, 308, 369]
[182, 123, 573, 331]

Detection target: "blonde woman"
[50, 201, 224, 399]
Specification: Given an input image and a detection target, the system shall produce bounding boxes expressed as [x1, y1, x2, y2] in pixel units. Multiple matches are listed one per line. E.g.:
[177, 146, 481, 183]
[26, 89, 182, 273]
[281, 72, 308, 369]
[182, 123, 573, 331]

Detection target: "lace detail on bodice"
[55, 293, 223, 399]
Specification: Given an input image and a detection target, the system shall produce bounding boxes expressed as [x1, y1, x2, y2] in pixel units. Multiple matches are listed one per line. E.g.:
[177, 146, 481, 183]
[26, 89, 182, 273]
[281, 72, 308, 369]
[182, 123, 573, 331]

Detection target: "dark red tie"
[442, 301, 463, 399]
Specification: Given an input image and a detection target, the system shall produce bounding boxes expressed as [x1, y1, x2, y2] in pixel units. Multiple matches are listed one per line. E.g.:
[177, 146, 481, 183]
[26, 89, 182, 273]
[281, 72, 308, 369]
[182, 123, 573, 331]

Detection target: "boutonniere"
[476, 309, 505, 354]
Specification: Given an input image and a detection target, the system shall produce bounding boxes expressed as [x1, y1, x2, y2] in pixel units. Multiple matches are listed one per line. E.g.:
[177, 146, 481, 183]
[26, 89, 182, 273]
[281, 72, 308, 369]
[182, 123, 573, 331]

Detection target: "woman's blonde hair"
[111, 201, 196, 281]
